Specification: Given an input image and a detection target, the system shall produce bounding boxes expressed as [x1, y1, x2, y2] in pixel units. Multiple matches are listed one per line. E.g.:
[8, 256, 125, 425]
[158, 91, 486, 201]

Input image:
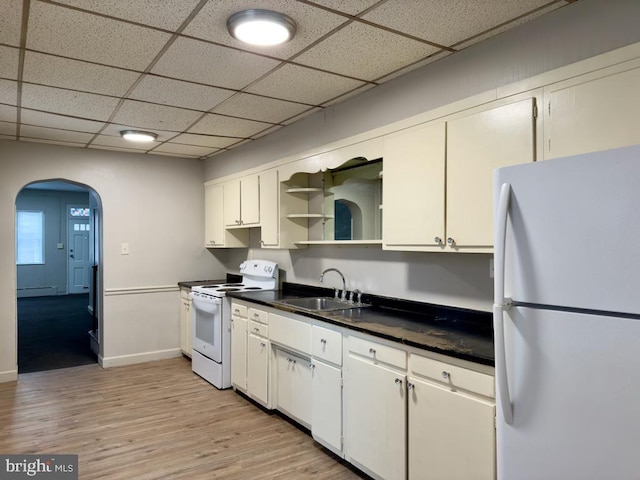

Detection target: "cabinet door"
[241, 174, 260, 225]
[247, 334, 269, 404]
[545, 65, 640, 159]
[311, 361, 342, 455]
[224, 179, 241, 227]
[180, 289, 192, 357]
[259, 169, 279, 247]
[447, 98, 535, 249]
[230, 316, 247, 391]
[204, 184, 225, 246]
[408, 376, 495, 480]
[275, 348, 312, 428]
[344, 354, 406, 480]
[383, 122, 446, 249]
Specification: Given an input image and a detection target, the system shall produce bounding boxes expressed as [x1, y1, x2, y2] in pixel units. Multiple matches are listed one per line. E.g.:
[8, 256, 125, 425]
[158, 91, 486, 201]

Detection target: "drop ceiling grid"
[0, 0, 577, 158]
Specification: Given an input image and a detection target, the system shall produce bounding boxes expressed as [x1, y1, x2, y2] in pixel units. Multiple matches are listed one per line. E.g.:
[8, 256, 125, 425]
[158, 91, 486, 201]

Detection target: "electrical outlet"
[121, 242, 130, 255]
[489, 258, 494, 278]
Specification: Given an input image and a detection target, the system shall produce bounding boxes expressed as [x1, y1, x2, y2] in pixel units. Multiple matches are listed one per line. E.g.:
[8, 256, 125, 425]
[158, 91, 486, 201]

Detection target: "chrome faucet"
[320, 268, 347, 300]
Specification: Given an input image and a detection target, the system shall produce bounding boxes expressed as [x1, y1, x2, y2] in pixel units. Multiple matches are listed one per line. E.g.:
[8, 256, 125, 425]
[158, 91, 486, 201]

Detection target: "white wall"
[0, 140, 229, 381]
[204, 0, 640, 311]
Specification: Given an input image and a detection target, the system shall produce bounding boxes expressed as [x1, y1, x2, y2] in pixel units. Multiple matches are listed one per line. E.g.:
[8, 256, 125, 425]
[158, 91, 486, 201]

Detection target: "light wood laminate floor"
[0, 357, 368, 479]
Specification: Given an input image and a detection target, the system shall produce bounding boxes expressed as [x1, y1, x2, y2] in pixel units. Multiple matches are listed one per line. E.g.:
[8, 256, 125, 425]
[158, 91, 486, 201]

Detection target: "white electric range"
[189, 260, 278, 389]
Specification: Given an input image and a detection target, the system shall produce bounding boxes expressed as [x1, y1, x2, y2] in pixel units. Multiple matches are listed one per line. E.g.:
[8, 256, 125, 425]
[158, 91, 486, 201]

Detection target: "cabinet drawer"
[249, 320, 268, 337]
[269, 313, 312, 355]
[312, 325, 342, 366]
[248, 308, 268, 324]
[348, 335, 406, 370]
[410, 354, 494, 398]
[231, 303, 248, 318]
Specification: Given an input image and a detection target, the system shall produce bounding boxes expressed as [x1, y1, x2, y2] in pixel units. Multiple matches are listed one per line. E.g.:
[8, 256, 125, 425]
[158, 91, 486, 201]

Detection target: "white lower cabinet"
[230, 306, 247, 391]
[275, 347, 312, 428]
[247, 333, 269, 406]
[344, 338, 407, 480]
[408, 353, 496, 480]
[179, 287, 192, 357]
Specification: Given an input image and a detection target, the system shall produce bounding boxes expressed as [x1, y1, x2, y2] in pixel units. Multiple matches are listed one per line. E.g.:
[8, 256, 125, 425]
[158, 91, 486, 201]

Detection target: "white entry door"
[67, 207, 91, 294]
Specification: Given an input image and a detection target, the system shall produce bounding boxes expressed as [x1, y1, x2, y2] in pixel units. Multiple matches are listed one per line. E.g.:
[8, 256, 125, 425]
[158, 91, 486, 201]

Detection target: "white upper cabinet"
[224, 174, 260, 227]
[259, 169, 279, 247]
[446, 97, 536, 250]
[544, 61, 640, 160]
[382, 122, 446, 249]
[205, 183, 248, 248]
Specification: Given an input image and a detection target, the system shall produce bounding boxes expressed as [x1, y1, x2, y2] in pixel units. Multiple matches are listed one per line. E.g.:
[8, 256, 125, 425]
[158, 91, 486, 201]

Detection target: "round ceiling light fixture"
[227, 9, 296, 47]
[120, 130, 158, 142]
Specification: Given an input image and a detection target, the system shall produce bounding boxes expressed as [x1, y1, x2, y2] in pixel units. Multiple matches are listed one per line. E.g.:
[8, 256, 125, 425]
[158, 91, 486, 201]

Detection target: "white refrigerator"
[493, 144, 640, 480]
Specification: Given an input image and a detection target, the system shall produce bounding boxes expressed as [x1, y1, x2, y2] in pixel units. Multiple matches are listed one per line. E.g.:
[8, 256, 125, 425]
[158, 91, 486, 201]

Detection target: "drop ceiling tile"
[375, 50, 452, 83]
[184, 0, 348, 59]
[362, 0, 556, 47]
[112, 100, 203, 132]
[0, 105, 17, 123]
[52, 0, 202, 30]
[21, 84, 119, 121]
[0, 121, 17, 136]
[188, 113, 273, 137]
[0, 46, 20, 80]
[0, 0, 22, 46]
[91, 134, 160, 151]
[151, 37, 281, 90]
[170, 133, 240, 149]
[246, 64, 366, 104]
[26, 1, 171, 70]
[453, 3, 566, 50]
[152, 143, 218, 157]
[305, 0, 382, 16]
[20, 125, 95, 144]
[212, 93, 312, 123]
[23, 52, 140, 97]
[294, 21, 439, 81]
[128, 75, 235, 111]
[21, 110, 106, 133]
[0, 79, 18, 105]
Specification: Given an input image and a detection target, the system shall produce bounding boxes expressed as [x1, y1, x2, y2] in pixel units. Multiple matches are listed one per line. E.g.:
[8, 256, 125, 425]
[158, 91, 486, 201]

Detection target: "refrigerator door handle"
[494, 182, 514, 425]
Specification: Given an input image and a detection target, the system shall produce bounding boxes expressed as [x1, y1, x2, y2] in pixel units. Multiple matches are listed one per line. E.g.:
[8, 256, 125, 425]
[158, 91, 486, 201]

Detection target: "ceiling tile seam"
[82, 0, 213, 149]
[449, 0, 570, 50]
[15, 0, 32, 141]
[297, 0, 455, 52]
[318, 84, 376, 108]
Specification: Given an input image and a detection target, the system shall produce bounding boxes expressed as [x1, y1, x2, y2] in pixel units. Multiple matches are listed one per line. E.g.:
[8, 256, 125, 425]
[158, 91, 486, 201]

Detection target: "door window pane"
[16, 210, 44, 265]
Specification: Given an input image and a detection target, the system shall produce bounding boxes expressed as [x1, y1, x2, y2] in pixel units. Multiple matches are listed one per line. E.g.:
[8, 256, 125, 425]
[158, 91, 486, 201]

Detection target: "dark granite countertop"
[228, 283, 494, 367]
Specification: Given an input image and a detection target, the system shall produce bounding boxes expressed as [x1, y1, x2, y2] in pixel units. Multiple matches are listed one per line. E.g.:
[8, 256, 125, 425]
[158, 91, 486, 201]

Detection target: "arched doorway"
[15, 179, 103, 373]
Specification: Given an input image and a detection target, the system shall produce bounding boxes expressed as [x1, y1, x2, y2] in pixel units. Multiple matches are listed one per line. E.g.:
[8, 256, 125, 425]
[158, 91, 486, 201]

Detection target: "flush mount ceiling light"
[120, 130, 158, 142]
[227, 9, 296, 46]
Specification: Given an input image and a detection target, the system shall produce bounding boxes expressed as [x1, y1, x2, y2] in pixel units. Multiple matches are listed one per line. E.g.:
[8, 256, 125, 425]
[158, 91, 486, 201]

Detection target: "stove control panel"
[239, 260, 279, 279]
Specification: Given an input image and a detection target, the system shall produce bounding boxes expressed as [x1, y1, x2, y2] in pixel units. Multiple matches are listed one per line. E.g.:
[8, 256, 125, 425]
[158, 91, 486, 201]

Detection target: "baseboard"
[0, 369, 18, 383]
[100, 348, 182, 368]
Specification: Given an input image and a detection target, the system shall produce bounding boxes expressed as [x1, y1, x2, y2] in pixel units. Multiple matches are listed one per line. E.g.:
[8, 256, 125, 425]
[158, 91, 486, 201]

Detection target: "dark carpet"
[17, 294, 97, 374]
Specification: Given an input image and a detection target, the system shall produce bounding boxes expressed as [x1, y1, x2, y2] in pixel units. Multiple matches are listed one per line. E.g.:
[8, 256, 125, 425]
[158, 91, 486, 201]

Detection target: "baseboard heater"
[17, 286, 59, 297]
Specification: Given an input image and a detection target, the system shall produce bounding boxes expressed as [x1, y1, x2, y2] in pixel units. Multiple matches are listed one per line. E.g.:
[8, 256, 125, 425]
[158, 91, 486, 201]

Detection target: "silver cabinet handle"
[309, 363, 315, 369]
[407, 382, 414, 391]
[434, 236, 442, 245]
[447, 237, 455, 246]
[369, 348, 376, 355]
[253, 312, 259, 318]
[260, 342, 266, 347]
[441, 371, 450, 379]
[320, 338, 327, 344]
[395, 378, 403, 385]
[234, 308, 240, 314]
[253, 327, 260, 333]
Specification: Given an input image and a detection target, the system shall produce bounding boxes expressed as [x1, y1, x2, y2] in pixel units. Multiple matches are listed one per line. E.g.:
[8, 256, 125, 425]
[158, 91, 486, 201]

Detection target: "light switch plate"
[57, 243, 64, 249]
[121, 242, 130, 255]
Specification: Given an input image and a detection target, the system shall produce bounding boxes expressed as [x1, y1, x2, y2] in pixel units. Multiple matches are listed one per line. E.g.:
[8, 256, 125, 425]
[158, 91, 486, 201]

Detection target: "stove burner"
[216, 287, 241, 292]
[243, 287, 263, 290]
[222, 283, 244, 287]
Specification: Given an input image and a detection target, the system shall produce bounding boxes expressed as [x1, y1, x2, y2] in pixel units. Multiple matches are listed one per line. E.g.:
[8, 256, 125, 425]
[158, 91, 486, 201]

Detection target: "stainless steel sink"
[274, 296, 368, 312]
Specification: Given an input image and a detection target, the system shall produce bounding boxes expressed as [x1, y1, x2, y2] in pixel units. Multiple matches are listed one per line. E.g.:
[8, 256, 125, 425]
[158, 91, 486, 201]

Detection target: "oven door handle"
[190, 295, 222, 314]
